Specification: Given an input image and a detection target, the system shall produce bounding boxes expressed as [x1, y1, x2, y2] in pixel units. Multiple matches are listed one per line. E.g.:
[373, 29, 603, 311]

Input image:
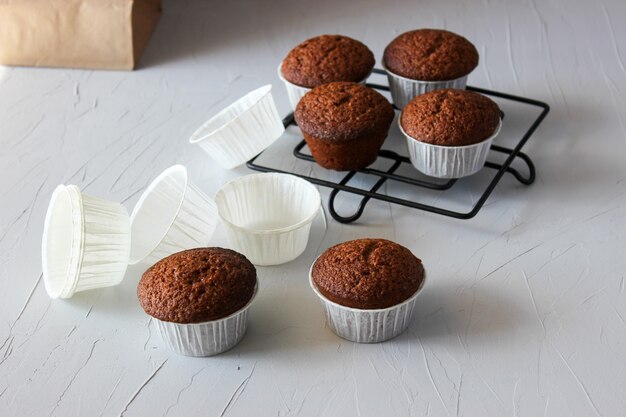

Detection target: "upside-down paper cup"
[155, 281, 258, 357]
[277, 63, 372, 111]
[399, 119, 502, 179]
[42, 185, 131, 299]
[383, 63, 468, 109]
[215, 173, 321, 266]
[129, 165, 218, 266]
[189, 85, 285, 169]
[309, 262, 426, 343]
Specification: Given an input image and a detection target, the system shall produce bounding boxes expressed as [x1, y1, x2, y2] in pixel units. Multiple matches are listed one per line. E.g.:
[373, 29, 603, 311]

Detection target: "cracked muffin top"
[281, 34, 375, 88]
[295, 82, 394, 142]
[138, 248, 256, 323]
[400, 89, 501, 146]
[383, 29, 478, 80]
[312, 239, 425, 309]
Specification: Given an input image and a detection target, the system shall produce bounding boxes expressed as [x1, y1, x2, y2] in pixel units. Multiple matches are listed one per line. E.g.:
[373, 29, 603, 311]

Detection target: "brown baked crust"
[400, 89, 500, 146]
[302, 131, 386, 171]
[137, 248, 256, 323]
[312, 239, 424, 309]
[295, 82, 394, 142]
[383, 29, 478, 81]
[281, 35, 375, 88]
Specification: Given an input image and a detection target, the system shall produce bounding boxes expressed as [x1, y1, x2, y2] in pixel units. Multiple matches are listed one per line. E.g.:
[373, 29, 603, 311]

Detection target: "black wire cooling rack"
[247, 68, 550, 224]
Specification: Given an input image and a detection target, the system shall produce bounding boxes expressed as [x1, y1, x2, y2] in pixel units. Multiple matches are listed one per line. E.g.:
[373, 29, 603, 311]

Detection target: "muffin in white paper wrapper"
[215, 173, 321, 266]
[129, 165, 218, 266]
[400, 119, 502, 179]
[155, 282, 258, 357]
[309, 262, 426, 343]
[42, 185, 131, 299]
[277, 64, 311, 111]
[277, 63, 372, 111]
[383, 63, 468, 109]
[189, 85, 284, 169]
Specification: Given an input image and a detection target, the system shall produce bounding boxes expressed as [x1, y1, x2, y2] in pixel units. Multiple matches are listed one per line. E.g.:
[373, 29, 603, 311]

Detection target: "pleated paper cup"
[189, 85, 285, 169]
[400, 119, 502, 179]
[42, 185, 131, 299]
[309, 262, 426, 343]
[383, 63, 468, 109]
[277, 63, 372, 111]
[277, 64, 311, 112]
[129, 165, 218, 266]
[155, 282, 258, 357]
[215, 173, 321, 266]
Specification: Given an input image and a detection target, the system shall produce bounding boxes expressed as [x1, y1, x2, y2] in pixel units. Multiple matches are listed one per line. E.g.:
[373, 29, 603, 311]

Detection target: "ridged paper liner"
[189, 85, 285, 169]
[154, 283, 258, 357]
[400, 119, 502, 179]
[309, 259, 426, 343]
[383, 64, 468, 110]
[130, 165, 218, 265]
[215, 173, 321, 266]
[277, 63, 371, 111]
[42, 185, 131, 299]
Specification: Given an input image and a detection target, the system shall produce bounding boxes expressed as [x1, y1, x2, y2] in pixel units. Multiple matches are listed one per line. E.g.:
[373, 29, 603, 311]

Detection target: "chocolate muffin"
[400, 89, 500, 146]
[281, 35, 374, 88]
[295, 82, 394, 171]
[312, 239, 425, 309]
[383, 29, 478, 81]
[137, 247, 256, 324]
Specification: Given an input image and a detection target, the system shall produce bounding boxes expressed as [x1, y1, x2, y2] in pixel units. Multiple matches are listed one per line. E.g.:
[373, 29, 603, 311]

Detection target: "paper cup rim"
[277, 62, 373, 89]
[215, 173, 321, 235]
[277, 63, 308, 88]
[42, 184, 85, 299]
[189, 85, 273, 144]
[381, 61, 470, 85]
[152, 280, 259, 327]
[398, 117, 502, 151]
[129, 165, 189, 265]
[308, 254, 427, 313]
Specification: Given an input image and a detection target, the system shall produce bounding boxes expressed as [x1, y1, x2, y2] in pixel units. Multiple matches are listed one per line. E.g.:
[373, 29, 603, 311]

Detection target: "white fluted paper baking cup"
[309, 262, 426, 343]
[42, 185, 131, 299]
[215, 173, 321, 266]
[277, 64, 311, 111]
[382, 63, 468, 109]
[129, 165, 218, 265]
[155, 282, 258, 357]
[400, 119, 502, 179]
[277, 63, 372, 111]
[189, 85, 284, 169]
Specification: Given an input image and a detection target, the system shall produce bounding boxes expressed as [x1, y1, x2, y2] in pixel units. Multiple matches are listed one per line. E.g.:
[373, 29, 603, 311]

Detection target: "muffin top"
[281, 35, 375, 88]
[295, 82, 394, 142]
[383, 29, 478, 81]
[312, 239, 425, 309]
[137, 248, 256, 323]
[401, 89, 500, 146]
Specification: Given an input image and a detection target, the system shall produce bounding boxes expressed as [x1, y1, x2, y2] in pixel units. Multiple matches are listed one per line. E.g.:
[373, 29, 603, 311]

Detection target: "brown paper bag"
[0, 0, 161, 70]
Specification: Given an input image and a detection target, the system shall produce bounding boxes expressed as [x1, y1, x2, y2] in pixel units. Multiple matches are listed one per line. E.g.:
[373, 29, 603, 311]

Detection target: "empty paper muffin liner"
[154, 282, 258, 357]
[215, 173, 321, 266]
[309, 262, 426, 343]
[400, 119, 502, 179]
[129, 165, 218, 266]
[189, 85, 284, 169]
[383, 64, 468, 109]
[42, 185, 131, 299]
